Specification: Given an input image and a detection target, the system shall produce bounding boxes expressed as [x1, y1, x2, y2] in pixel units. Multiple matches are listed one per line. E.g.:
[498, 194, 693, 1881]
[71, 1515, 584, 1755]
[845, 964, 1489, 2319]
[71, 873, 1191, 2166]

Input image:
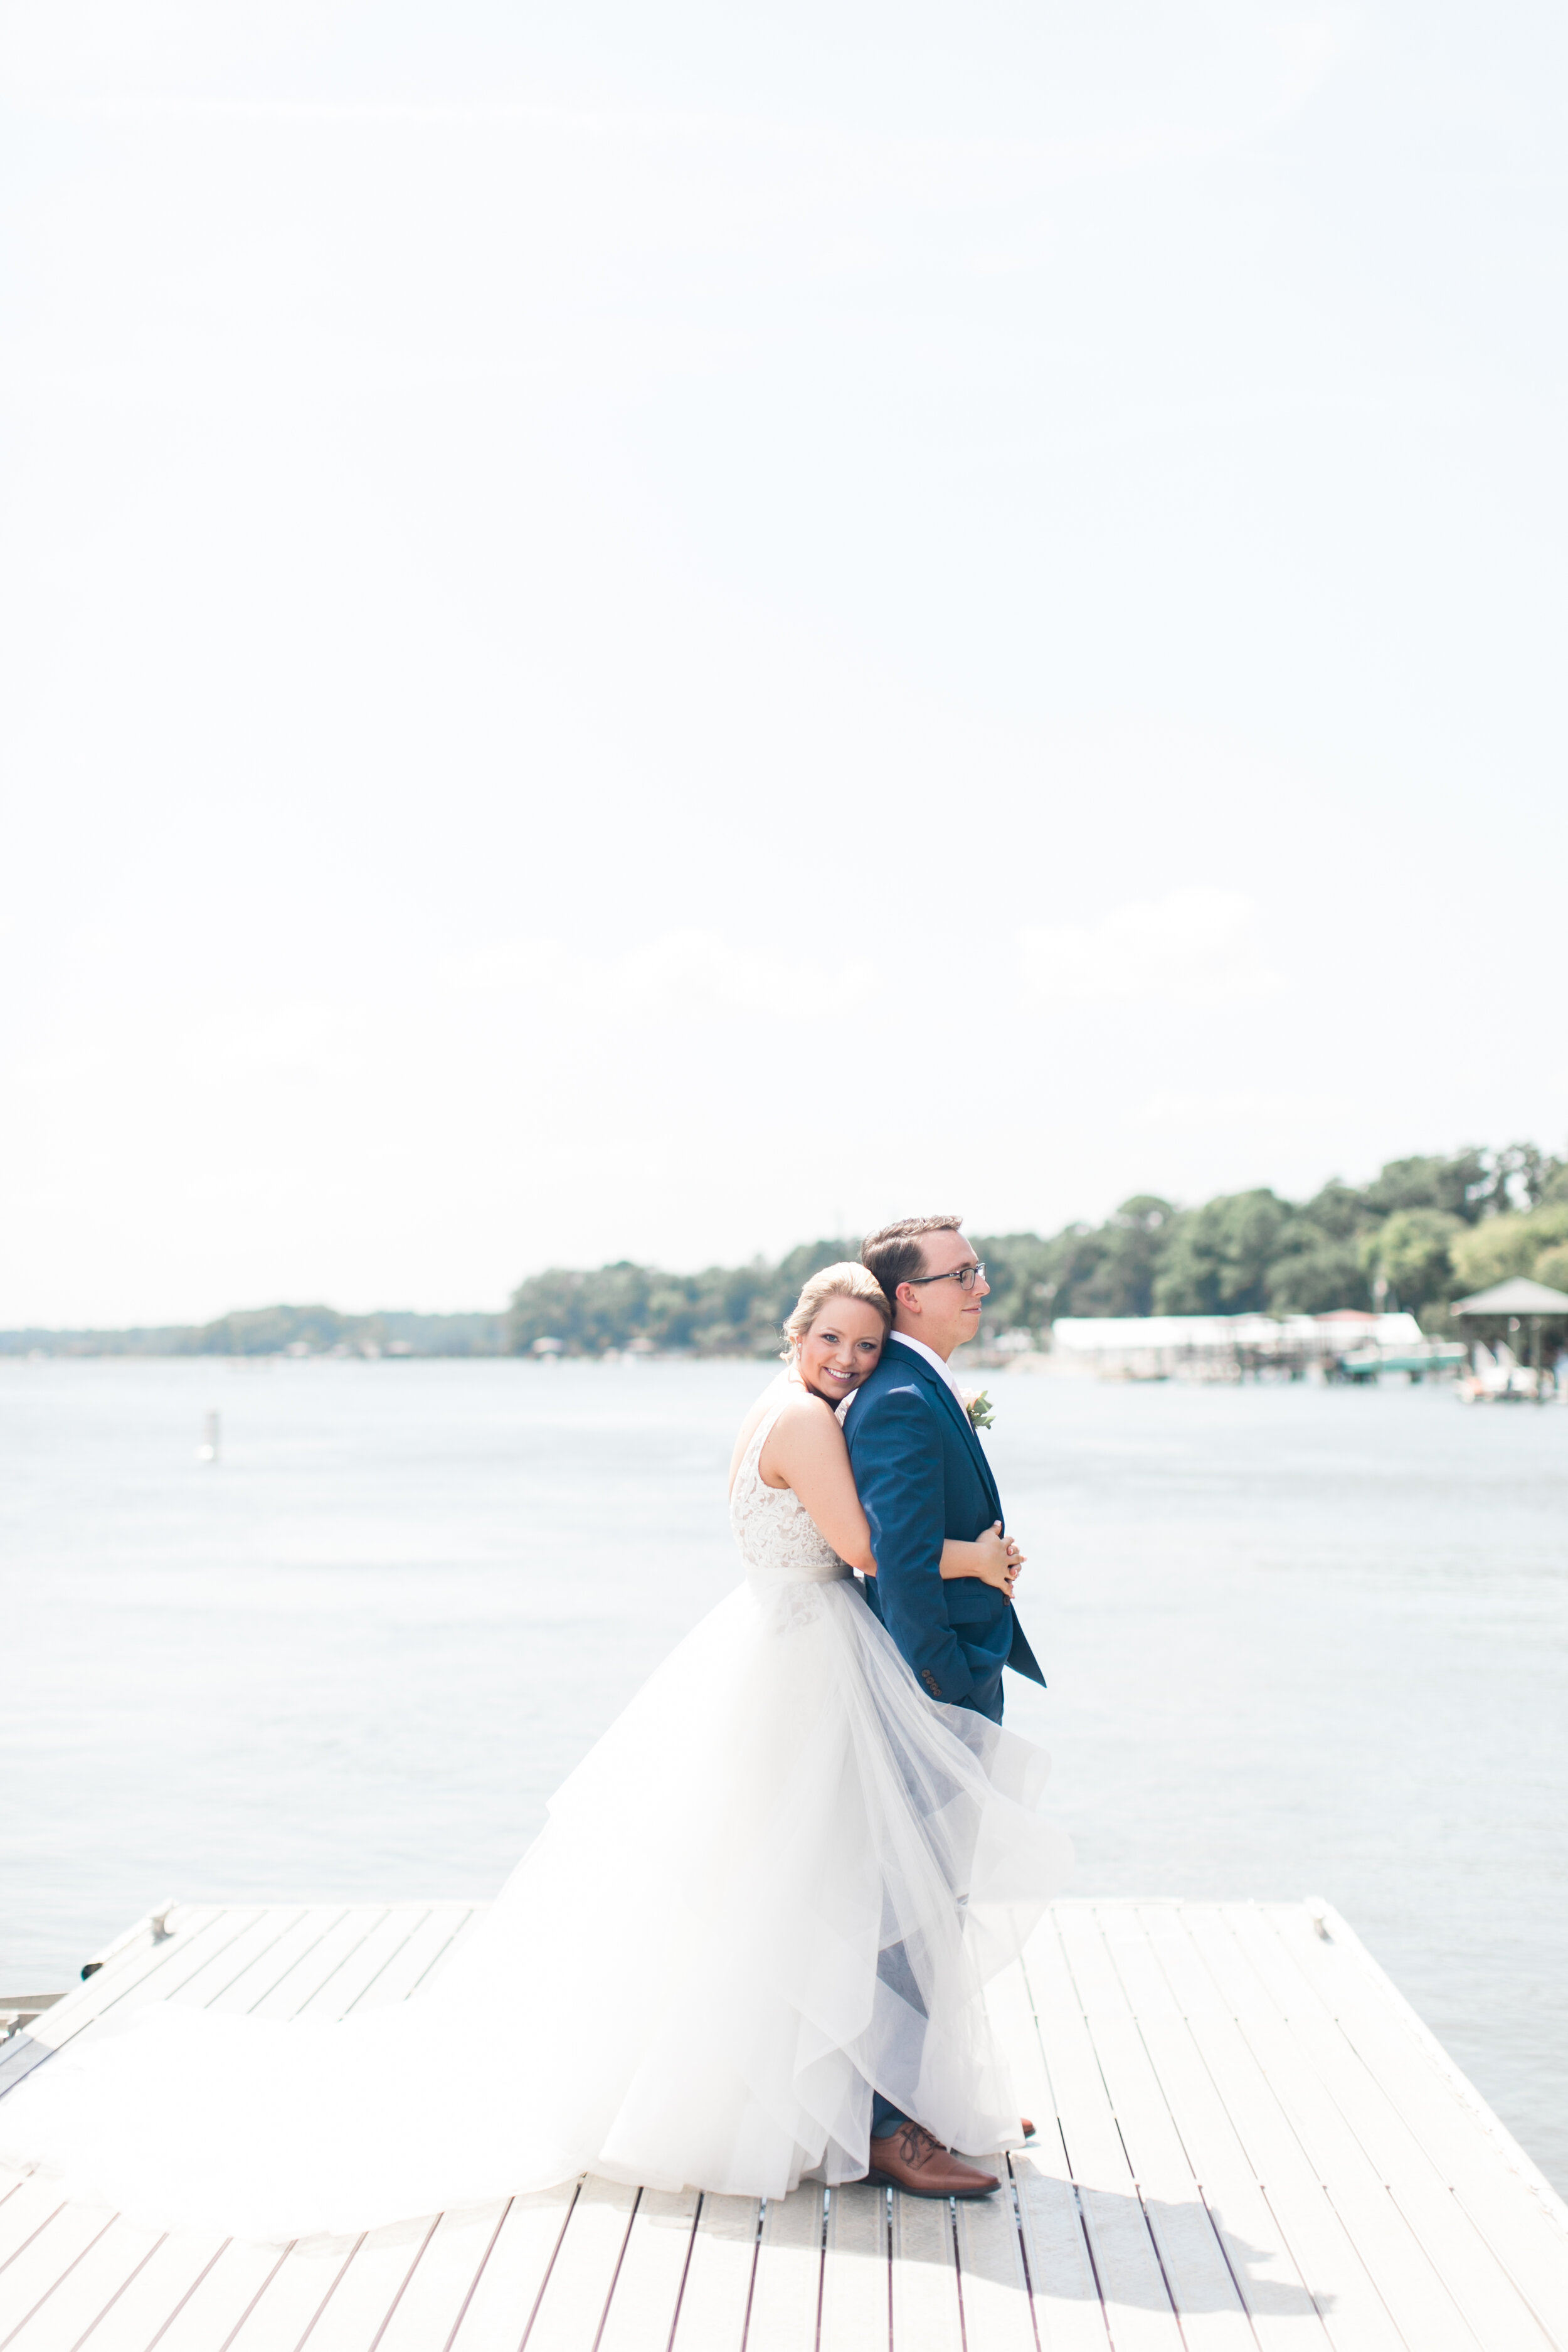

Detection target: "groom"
[842, 1212, 1046, 2199]
[850, 1214, 1043, 1722]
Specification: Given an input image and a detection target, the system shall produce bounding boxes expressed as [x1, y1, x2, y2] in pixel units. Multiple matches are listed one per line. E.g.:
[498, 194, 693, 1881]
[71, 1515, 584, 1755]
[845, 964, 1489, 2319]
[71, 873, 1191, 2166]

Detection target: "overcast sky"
[4, 0, 1565, 1323]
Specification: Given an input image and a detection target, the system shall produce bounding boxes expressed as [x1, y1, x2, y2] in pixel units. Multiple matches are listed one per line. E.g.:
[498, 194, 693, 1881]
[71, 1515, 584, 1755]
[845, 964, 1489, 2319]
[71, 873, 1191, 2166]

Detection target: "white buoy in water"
[198, 1410, 221, 1463]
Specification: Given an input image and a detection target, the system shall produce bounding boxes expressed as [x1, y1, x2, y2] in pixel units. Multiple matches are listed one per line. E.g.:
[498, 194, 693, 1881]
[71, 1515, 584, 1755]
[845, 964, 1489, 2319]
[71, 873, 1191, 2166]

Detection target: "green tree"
[1153, 1190, 1291, 1315]
[1449, 1204, 1568, 1296]
[1534, 1242, 1568, 1293]
[506, 1238, 861, 1357]
[1034, 1227, 1112, 1322]
[1295, 1180, 1373, 1242]
[507, 1261, 656, 1353]
[1475, 1142, 1568, 1213]
[1264, 1232, 1369, 1313]
[1360, 1208, 1462, 1310]
[1363, 1150, 1489, 1224]
[1066, 1197, 1175, 1317]
[196, 1304, 352, 1354]
[970, 1231, 1067, 1335]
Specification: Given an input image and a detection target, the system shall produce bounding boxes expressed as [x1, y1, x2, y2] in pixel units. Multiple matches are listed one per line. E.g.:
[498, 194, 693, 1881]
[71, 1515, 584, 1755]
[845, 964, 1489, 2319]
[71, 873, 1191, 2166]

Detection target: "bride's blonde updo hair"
[781, 1261, 893, 1361]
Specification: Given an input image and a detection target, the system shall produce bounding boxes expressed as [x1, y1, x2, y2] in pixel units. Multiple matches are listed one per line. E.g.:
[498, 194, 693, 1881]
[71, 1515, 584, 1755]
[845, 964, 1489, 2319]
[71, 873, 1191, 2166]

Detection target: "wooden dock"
[3, 1898, 1566, 2350]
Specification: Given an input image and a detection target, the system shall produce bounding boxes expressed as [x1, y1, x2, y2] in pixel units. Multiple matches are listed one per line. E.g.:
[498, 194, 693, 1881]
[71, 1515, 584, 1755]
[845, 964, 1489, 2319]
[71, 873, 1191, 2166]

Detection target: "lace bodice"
[729, 1392, 852, 1591]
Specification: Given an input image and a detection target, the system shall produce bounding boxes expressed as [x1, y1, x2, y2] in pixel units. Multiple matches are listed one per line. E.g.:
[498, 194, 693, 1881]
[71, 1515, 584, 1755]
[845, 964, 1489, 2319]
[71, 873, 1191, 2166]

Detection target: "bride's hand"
[973, 1522, 1024, 1594]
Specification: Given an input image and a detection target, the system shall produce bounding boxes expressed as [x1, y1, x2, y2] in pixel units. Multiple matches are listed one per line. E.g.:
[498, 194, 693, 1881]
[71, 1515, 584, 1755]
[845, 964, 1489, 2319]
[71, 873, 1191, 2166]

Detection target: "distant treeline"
[9, 1144, 1567, 1360]
[506, 1143, 1568, 1357]
[0, 1306, 509, 1359]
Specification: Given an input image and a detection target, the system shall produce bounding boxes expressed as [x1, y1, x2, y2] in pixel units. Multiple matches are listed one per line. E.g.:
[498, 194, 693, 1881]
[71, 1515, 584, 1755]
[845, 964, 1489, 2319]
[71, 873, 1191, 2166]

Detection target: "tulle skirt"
[0, 1574, 1072, 2242]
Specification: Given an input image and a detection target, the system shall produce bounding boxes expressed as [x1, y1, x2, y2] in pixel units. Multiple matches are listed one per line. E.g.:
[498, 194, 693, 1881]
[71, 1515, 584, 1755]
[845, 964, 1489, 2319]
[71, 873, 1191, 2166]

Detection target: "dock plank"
[1138, 1907, 1411, 2352]
[288, 1915, 437, 2025]
[26, 1914, 227, 2041]
[1264, 1906, 1568, 2344]
[1218, 1907, 1557, 2352]
[444, 2187, 577, 2352]
[667, 2195, 756, 2351]
[818, 2182, 886, 2352]
[100, 1917, 286, 2025]
[295, 2218, 439, 2352]
[4, 2214, 164, 2352]
[4, 1899, 1565, 2351]
[0, 2181, 68, 2270]
[0, 2205, 119, 2345]
[1094, 1906, 1329, 2352]
[51, 2232, 230, 2352]
[134, 2238, 292, 2352]
[221, 2235, 365, 2352]
[1009, 2152, 1112, 2352]
[982, 1960, 1109, 2348]
[953, 2156, 1034, 2352]
[339, 1912, 476, 2018]
[1056, 1906, 1261, 2351]
[1022, 1920, 1185, 2349]
[174, 1915, 314, 2021]
[888, 2187, 962, 2352]
[374, 2206, 509, 2352]
[597, 2186, 699, 2352]
[400, 1911, 481, 2000]
[1182, 1906, 1488, 2351]
[522, 2176, 637, 2352]
[244, 1914, 393, 2023]
[0, 1914, 240, 2096]
[196, 1912, 350, 2020]
[746, 2189, 822, 2352]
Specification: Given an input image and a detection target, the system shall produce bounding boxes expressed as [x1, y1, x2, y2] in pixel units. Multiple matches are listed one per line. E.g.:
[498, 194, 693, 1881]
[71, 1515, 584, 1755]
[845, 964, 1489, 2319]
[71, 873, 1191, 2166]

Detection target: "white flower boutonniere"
[963, 1389, 995, 1433]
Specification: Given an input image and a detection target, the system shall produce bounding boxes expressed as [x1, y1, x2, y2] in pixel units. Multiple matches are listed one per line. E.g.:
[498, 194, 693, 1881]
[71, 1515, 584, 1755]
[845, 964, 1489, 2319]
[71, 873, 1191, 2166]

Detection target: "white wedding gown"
[0, 1390, 1072, 2241]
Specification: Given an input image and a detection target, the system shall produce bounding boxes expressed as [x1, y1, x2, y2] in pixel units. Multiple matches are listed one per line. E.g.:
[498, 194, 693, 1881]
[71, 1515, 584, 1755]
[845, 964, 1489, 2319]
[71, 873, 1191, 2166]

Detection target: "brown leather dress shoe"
[864, 2122, 999, 2198]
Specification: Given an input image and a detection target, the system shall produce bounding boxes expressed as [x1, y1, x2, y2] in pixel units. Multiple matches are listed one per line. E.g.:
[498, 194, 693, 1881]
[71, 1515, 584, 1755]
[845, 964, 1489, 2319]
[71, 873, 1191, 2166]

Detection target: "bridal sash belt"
[748, 1560, 853, 1588]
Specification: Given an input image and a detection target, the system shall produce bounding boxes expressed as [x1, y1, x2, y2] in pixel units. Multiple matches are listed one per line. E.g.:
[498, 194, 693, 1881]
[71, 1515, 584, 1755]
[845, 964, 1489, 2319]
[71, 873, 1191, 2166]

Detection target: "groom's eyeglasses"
[906, 1261, 986, 1291]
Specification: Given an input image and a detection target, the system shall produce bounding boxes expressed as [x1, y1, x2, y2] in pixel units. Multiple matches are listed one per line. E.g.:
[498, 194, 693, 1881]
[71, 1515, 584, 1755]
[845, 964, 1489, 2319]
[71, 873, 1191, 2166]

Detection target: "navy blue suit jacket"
[844, 1338, 1044, 1724]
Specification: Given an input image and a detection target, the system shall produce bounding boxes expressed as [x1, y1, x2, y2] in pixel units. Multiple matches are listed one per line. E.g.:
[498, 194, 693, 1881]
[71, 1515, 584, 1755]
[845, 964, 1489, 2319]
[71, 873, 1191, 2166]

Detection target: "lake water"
[3, 1358, 1565, 2191]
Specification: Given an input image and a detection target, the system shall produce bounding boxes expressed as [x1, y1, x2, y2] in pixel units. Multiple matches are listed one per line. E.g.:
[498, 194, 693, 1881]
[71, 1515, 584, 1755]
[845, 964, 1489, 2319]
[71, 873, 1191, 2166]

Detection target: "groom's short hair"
[861, 1215, 965, 1306]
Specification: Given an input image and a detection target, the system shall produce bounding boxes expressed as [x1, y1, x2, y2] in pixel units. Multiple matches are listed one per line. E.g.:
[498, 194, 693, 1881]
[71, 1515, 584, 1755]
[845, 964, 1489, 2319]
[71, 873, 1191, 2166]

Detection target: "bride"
[0, 1263, 1071, 2242]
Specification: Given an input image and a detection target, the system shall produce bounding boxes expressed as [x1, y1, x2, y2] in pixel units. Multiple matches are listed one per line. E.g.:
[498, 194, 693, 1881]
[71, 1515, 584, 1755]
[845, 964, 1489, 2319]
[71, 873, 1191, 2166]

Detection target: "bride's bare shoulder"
[765, 1387, 845, 1468]
[727, 1374, 793, 1490]
[771, 1392, 832, 1430]
[726, 1375, 842, 1491]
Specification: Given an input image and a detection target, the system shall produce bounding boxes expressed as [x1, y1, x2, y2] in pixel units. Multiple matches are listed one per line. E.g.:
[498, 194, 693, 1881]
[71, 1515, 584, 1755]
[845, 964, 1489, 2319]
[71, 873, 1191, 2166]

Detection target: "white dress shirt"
[887, 1329, 968, 1405]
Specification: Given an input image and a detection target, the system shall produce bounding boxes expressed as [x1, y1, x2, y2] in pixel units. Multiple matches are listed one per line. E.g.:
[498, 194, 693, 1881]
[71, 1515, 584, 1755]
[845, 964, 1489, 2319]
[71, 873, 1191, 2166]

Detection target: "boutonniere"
[963, 1389, 994, 1432]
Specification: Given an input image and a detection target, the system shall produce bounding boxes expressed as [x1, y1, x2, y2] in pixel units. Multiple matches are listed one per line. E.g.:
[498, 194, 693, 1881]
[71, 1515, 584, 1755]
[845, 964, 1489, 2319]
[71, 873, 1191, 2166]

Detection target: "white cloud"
[458, 932, 884, 1025]
[1137, 1086, 1357, 1131]
[221, 1000, 372, 1076]
[1012, 892, 1284, 1010]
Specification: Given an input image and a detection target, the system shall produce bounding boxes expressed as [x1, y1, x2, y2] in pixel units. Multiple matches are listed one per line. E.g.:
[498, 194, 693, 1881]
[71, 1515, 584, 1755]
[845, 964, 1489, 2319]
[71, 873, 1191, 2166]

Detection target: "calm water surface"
[3, 1359, 1565, 2188]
